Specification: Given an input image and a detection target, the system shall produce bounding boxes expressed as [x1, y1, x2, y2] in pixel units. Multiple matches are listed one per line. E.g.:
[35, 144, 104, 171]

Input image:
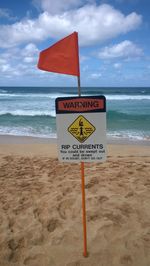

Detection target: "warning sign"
[68, 115, 95, 143]
[55, 96, 106, 162]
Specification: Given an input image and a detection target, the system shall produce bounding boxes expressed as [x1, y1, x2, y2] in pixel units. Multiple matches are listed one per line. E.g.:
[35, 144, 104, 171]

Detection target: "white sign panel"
[55, 96, 106, 162]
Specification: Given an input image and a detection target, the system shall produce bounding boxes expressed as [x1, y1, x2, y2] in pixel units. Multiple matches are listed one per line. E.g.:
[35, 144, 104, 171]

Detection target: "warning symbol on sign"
[68, 115, 96, 143]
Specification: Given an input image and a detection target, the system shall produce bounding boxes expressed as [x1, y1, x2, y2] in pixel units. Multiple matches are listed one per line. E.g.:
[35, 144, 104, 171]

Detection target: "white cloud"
[90, 72, 102, 79]
[0, 58, 7, 64]
[0, 43, 39, 78]
[23, 57, 35, 63]
[113, 62, 122, 69]
[80, 55, 89, 62]
[21, 43, 39, 56]
[0, 43, 39, 63]
[32, 0, 96, 14]
[98, 40, 143, 59]
[1, 64, 12, 72]
[32, 0, 83, 14]
[0, 4, 142, 48]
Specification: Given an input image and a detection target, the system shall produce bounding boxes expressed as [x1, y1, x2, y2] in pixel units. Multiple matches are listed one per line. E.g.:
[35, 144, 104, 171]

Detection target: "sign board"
[55, 96, 106, 162]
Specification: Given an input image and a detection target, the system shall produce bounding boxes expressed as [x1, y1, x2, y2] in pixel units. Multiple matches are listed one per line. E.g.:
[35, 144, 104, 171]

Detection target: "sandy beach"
[0, 136, 150, 266]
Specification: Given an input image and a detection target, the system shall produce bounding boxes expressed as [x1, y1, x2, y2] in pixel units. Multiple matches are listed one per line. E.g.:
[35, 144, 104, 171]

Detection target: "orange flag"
[37, 32, 80, 76]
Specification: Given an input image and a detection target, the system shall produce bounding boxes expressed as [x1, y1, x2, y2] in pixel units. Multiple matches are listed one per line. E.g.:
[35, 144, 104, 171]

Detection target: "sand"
[0, 136, 150, 266]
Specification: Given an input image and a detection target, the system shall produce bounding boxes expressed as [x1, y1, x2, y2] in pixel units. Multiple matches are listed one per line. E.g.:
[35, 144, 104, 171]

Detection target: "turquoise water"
[0, 87, 150, 142]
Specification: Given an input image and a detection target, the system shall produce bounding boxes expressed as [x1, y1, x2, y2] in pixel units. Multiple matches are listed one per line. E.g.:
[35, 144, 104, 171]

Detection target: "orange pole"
[77, 67, 88, 257]
[81, 161, 88, 257]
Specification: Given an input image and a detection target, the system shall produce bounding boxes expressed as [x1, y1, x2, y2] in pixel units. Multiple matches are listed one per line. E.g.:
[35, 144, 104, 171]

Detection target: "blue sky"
[0, 0, 150, 87]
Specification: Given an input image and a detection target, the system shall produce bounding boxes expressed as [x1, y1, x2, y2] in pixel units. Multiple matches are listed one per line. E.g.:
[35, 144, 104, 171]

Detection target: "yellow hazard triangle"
[68, 115, 96, 143]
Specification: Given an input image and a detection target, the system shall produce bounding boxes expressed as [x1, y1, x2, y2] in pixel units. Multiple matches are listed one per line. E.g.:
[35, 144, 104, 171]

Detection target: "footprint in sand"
[98, 195, 109, 203]
[125, 191, 134, 198]
[117, 203, 133, 218]
[67, 261, 81, 266]
[85, 177, 99, 189]
[120, 254, 133, 265]
[24, 254, 55, 266]
[57, 198, 75, 219]
[8, 239, 19, 251]
[8, 237, 24, 262]
[47, 218, 60, 233]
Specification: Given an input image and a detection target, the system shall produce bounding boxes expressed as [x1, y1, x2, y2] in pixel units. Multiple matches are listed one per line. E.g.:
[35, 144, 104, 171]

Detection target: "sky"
[0, 0, 150, 87]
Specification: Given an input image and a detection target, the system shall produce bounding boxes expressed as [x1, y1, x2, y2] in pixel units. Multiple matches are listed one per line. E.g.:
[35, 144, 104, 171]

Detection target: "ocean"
[0, 87, 150, 143]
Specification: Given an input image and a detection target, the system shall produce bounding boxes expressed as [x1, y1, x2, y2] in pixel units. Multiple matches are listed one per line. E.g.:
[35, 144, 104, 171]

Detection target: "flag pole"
[78, 76, 81, 96]
[77, 76, 88, 257]
[81, 160, 88, 257]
